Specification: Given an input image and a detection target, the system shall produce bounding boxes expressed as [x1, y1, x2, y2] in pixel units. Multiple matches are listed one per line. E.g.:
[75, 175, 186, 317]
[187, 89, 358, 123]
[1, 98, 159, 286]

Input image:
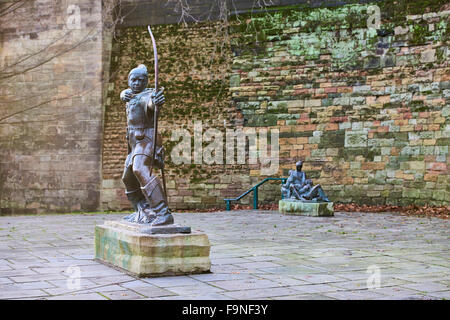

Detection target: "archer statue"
[120, 64, 172, 226]
[281, 161, 330, 202]
[120, 27, 173, 226]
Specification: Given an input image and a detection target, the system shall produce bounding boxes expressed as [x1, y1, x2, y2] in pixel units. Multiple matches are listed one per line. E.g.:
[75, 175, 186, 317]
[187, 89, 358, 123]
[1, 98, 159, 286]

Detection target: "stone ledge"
[95, 220, 211, 277]
[105, 220, 191, 234]
[279, 200, 334, 217]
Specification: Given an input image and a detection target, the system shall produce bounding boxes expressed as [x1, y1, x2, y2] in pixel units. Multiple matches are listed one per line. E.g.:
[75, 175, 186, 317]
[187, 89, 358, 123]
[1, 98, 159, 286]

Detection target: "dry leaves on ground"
[176, 203, 449, 219]
[334, 203, 450, 220]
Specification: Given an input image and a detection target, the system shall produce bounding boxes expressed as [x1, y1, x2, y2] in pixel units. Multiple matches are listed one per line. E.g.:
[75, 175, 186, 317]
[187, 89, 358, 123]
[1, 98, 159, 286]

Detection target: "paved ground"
[0, 210, 448, 300]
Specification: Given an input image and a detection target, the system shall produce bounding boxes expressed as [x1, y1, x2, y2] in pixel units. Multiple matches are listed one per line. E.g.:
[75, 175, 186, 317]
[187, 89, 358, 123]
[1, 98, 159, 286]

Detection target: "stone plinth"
[279, 200, 334, 217]
[94, 220, 211, 277]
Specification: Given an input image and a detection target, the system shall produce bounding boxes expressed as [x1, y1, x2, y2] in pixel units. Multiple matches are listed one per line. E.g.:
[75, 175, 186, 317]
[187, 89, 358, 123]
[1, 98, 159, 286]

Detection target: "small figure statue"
[281, 160, 306, 199]
[120, 64, 174, 226]
[281, 161, 330, 202]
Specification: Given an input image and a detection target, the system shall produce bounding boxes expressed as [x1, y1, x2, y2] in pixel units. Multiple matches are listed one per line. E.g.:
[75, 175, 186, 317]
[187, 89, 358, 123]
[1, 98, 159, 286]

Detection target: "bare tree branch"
[0, 0, 277, 123]
[0, 30, 74, 73]
[0, 0, 26, 18]
[0, 0, 125, 121]
[0, 0, 125, 79]
[0, 68, 120, 123]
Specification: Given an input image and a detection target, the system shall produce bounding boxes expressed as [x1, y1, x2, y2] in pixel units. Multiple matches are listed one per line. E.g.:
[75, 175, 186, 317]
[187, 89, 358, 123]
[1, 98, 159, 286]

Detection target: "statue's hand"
[121, 89, 133, 102]
[151, 89, 165, 108]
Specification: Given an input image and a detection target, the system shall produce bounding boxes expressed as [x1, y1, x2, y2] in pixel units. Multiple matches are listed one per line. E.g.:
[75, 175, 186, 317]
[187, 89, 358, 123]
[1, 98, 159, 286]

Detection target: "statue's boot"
[141, 176, 174, 226]
[311, 185, 330, 202]
[317, 187, 330, 202]
[123, 189, 156, 223]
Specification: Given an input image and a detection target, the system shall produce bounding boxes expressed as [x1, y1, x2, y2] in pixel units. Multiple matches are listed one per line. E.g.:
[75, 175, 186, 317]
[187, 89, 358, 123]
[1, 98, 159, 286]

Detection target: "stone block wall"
[1, 0, 448, 214]
[0, 0, 108, 213]
[101, 23, 256, 210]
[228, 1, 449, 206]
[102, 1, 449, 210]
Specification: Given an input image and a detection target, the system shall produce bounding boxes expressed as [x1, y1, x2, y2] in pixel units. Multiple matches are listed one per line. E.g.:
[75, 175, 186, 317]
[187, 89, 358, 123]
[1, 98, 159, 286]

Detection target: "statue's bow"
[147, 25, 167, 199]
[147, 25, 158, 174]
[147, 25, 158, 91]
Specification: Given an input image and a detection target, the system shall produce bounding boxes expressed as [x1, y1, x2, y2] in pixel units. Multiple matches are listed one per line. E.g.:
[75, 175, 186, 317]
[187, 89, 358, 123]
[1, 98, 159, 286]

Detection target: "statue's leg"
[281, 185, 288, 199]
[133, 154, 173, 226]
[309, 185, 320, 198]
[122, 163, 144, 212]
[291, 186, 303, 199]
[290, 186, 295, 198]
[310, 185, 329, 202]
[316, 186, 330, 202]
[122, 163, 153, 222]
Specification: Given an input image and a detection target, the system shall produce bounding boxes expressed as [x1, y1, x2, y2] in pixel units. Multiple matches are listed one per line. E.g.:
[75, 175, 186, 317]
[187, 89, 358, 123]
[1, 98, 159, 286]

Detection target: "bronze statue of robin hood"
[120, 64, 173, 226]
[120, 26, 173, 226]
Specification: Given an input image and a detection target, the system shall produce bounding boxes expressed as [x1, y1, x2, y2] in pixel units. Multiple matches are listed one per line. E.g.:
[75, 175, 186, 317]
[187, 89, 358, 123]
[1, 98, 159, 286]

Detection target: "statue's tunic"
[286, 170, 305, 185]
[125, 88, 163, 169]
[281, 170, 306, 199]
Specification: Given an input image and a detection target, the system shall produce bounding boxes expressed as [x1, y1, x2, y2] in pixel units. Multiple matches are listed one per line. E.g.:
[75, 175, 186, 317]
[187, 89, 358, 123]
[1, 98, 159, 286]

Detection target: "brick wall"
[228, 2, 449, 206]
[101, 23, 256, 210]
[1, 1, 448, 214]
[0, 0, 108, 213]
[102, 1, 449, 210]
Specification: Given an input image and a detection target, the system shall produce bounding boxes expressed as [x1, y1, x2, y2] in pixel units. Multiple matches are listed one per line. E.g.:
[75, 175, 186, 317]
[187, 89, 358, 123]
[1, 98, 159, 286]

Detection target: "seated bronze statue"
[281, 161, 330, 202]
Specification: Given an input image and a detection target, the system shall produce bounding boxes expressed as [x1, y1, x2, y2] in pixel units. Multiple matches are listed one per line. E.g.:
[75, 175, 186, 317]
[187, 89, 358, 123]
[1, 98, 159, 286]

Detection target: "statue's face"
[128, 73, 148, 93]
[296, 161, 303, 171]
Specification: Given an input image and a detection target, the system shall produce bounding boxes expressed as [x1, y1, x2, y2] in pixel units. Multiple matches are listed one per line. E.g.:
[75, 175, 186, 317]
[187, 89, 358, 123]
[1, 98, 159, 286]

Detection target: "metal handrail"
[224, 177, 287, 211]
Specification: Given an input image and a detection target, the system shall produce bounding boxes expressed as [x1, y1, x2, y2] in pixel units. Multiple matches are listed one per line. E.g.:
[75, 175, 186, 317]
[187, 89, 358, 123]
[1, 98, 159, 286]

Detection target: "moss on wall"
[103, 0, 449, 209]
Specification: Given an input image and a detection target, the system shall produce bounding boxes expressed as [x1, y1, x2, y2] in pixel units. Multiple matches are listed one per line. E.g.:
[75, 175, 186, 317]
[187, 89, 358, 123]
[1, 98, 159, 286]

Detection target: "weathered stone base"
[279, 200, 334, 217]
[107, 220, 192, 234]
[94, 220, 211, 277]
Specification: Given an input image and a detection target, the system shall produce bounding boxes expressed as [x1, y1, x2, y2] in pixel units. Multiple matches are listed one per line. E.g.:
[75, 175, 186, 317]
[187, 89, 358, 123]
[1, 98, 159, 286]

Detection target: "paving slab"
[45, 292, 108, 300]
[142, 275, 205, 288]
[121, 285, 177, 298]
[290, 283, 341, 294]
[44, 278, 99, 295]
[400, 282, 449, 293]
[293, 274, 348, 284]
[323, 289, 388, 300]
[99, 289, 145, 300]
[208, 278, 280, 291]
[165, 283, 224, 296]
[0, 289, 48, 299]
[369, 286, 424, 298]
[272, 294, 336, 300]
[258, 274, 309, 286]
[189, 272, 256, 282]
[9, 273, 68, 283]
[84, 275, 137, 285]
[426, 291, 450, 299]
[222, 287, 301, 299]
[0, 281, 56, 291]
[0, 210, 448, 300]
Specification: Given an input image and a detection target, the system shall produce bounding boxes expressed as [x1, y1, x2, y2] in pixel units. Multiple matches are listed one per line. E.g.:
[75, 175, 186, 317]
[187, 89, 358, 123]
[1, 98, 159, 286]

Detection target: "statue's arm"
[146, 90, 155, 111]
[299, 172, 306, 185]
[283, 175, 293, 188]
